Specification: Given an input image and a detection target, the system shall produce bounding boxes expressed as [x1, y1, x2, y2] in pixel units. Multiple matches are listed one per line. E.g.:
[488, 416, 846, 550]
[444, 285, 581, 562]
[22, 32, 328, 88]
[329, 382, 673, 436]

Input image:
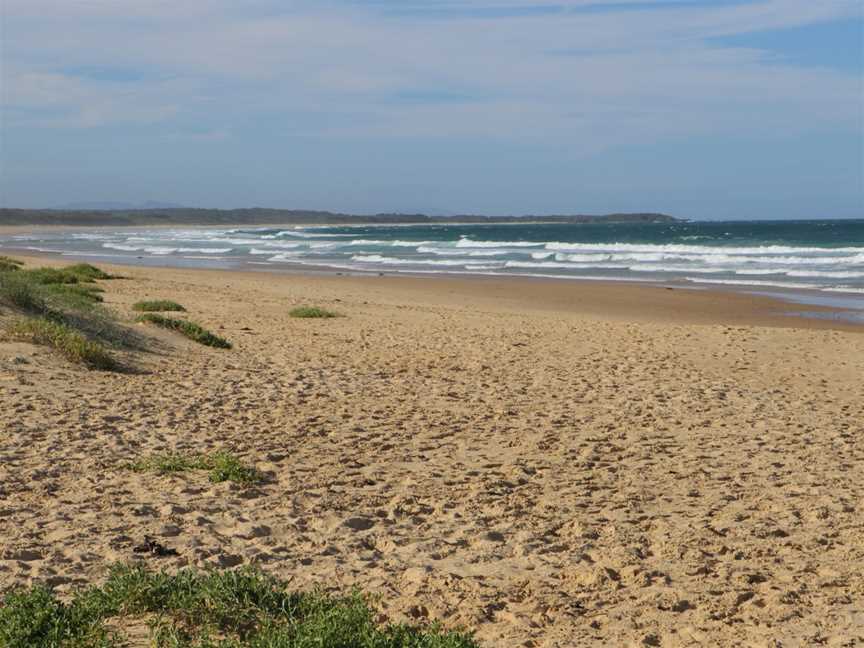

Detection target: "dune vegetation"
[0, 258, 124, 370]
[135, 313, 231, 348]
[0, 563, 479, 648]
[289, 306, 340, 319]
[132, 299, 186, 312]
[0, 256, 24, 272]
[7, 318, 117, 371]
[130, 451, 262, 485]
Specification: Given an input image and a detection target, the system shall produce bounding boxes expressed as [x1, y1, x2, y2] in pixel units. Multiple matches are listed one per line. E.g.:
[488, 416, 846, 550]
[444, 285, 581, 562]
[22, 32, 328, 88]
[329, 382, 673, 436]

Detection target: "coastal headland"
[0, 208, 678, 227]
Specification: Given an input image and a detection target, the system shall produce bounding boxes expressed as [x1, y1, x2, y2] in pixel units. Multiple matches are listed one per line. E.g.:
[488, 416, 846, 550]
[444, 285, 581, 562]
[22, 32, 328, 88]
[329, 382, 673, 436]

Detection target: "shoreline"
[3, 250, 863, 332]
[2, 223, 863, 321]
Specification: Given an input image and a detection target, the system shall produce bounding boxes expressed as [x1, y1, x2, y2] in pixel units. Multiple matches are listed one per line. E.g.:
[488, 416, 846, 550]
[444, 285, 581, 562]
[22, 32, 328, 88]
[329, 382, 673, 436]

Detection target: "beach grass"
[206, 451, 263, 484]
[0, 563, 478, 648]
[0, 263, 106, 315]
[65, 263, 113, 281]
[0, 272, 50, 314]
[0, 262, 130, 369]
[0, 256, 24, 272]
[135, 313, 231, 348]
[132, 299, 186, 312]
[7, 318, 118, 371]
[4, 263, 113, 288]
[289, 306, 340, 319]
[21, 267, 83, 285]
[130, 451, 262, 484]
[43, 283, 105, 307]
[1, 278, 102, 316]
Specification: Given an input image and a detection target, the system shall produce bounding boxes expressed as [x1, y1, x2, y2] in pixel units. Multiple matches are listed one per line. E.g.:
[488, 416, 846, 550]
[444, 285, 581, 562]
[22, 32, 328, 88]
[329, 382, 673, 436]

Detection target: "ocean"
[3, 219, 864, 296]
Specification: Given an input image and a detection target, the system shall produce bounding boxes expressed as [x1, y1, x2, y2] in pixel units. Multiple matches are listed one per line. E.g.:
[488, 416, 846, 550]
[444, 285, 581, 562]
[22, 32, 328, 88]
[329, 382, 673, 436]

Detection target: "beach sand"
[1, 255, 862, 646]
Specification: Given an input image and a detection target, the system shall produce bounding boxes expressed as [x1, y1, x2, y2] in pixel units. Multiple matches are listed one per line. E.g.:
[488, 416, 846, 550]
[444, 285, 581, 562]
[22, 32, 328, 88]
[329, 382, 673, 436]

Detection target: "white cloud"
[1, 0, 860, 149]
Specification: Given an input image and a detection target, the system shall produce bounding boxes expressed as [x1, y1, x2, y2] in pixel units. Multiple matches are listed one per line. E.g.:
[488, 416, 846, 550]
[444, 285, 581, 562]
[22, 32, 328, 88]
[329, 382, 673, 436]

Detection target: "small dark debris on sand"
[133, 536, 178, 557]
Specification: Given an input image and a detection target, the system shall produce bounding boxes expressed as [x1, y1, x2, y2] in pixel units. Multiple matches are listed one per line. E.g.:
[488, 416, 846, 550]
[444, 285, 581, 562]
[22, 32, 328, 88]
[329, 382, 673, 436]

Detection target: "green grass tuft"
[136, 314, 231, 349]
[0, 262, 138, 369]
[206, 451, 263, 484]
[0, 584, 117, 648]
[132, 299, 186, 312]
[15, 263, 111, 286]
[0, 564, 479, 648]
[65, 263, 113, 281]
[8, 318, 118, 370]
[0, 272, 49, 314]
[43, 283, 105, 308]
[128, 453, 205, 475]
[129, 451, 262, 484]
[289, 306, 340, 319]
[0, 256, 24, 272]
[20, 267, 83, 285]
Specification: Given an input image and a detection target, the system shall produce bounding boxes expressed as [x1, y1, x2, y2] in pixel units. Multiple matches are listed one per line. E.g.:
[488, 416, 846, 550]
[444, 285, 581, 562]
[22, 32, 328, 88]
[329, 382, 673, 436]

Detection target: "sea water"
[3, 219, 863, 297]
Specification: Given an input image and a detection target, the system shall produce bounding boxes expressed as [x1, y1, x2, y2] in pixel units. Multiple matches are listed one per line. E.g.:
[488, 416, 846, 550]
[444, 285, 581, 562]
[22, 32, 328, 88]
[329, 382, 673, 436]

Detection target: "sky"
[0, 0, 862, 220]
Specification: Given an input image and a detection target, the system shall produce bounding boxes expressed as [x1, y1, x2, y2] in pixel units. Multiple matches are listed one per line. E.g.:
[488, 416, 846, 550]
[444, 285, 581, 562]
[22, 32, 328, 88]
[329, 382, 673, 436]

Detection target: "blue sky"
[0, 0, 861, 219]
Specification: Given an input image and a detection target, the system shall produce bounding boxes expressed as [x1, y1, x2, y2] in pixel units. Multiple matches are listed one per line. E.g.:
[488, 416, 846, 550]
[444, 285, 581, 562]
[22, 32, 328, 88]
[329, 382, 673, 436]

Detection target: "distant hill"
[0, 208, 680, 227]
[54, 201, 187, 211]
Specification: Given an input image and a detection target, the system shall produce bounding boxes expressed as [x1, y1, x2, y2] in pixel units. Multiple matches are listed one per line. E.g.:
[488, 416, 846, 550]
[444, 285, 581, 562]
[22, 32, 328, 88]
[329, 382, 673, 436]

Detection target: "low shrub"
[1, 262, 139, 367]
[0, 563, 479, 648]
[8, 318, 117, 370]
[0, 273, 49, 314]
[0, 256, 23, 272]
[136, 314, 231, 349]
[289, 306, 340, 319]
[66, 263, 113, 280]
[130, 451, 262, 484]
[132, 299, 186, 312]
[20, 267, 82, 285]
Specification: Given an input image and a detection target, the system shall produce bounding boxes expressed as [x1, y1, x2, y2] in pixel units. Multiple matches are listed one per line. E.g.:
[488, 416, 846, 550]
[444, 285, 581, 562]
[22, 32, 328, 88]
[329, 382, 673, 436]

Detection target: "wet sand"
[1, 255, 863, 646]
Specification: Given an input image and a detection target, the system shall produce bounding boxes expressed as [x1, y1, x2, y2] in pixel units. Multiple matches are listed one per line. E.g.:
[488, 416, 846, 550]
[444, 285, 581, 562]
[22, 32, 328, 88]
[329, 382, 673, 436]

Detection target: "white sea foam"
[551, 250, 864, 266]
[416, 246, 472, 255]
[505, 260, 623, 270]
[387, 269, 659, 282]
[468, 250, 509, 257]
[103, 243, 142, 252]
[60, 252, 130, 258]
[630, 265, 726, 274]
[265, 230, 353, 239]
[733, 268, 790, 275]
[455, 238, 544, 248]
[417, 246, 526, 257]
[177, 247, 232, 254]
[267, 253, 303, 262]
[351, 254, 500, 267]
[685, 278, 824, 290]
[190, 237, 264, 246]
[350, 239, 434, 247]
[787, 270, 864, 279]
[70, 233, 112, 240]
[823, 286, 864, 294]
[545, 242, 864, 255]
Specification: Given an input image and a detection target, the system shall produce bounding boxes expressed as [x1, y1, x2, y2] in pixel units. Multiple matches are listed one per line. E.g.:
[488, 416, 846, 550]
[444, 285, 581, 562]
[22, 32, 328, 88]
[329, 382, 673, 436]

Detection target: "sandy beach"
[1, 254, 863, 647]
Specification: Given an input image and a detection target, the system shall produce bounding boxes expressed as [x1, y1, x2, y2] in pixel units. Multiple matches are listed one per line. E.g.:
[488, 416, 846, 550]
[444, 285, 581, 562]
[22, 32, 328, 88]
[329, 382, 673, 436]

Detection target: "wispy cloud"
[1, 0, 860, 146]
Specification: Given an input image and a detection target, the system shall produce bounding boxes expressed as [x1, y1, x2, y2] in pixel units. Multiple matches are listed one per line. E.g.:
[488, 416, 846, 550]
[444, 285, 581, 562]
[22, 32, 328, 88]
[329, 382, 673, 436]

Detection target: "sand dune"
[1, 258, 863, 646]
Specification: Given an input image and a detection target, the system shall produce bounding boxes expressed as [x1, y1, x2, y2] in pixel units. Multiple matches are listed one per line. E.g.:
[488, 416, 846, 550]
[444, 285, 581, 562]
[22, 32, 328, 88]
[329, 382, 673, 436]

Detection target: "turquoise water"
[2, 219, 863, 294]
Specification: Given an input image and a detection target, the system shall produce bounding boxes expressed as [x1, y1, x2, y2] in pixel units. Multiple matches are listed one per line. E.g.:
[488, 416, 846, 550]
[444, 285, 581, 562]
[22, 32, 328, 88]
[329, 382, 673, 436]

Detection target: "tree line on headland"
[0, 208, 679, 227]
